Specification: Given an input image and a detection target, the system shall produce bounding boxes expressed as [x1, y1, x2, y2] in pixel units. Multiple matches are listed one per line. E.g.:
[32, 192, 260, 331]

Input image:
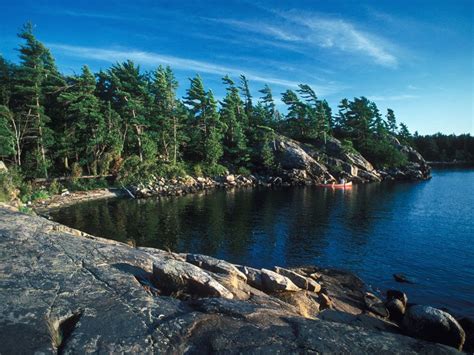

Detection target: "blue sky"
[0, 0, 472, 134]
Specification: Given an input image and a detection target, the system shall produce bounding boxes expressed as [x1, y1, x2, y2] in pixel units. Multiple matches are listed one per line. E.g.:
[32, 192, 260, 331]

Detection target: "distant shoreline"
[428, 161, 474, 167]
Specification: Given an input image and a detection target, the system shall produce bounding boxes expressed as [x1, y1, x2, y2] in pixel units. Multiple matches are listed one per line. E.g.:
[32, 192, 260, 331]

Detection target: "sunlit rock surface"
[0, 207, 458, 353]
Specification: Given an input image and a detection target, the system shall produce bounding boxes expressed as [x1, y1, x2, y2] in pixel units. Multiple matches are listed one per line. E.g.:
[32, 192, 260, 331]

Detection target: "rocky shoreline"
[19, 133, 431, 212]
[0, 206, 471, 353]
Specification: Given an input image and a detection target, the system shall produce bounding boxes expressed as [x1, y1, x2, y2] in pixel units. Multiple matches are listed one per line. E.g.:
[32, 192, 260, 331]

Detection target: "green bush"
[98, 152, 114, 176]
[18, 205, 33, 214]
[205, 163, 228, 177]
[117, 155, 155, 185]
[48, 179, 63, 195]
[193, 164, 204, 177]
[341, 139, 357, 155]
[236, 166, 251, 176]
[359, 139, 408, 169]
[71, 162, 82, 183]
[28, 189, 50, 202]
[67, 178, 109, 192]
[0, 167, 27, 202]
[0, 171, 15, 202]
[155, 162, 188, 179]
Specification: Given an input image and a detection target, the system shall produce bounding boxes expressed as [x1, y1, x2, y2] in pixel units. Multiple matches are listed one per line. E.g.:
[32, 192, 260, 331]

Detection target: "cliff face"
[379, 136, 432, 181]
[0, 208, 458, 353]
[272, 134, 430, 184]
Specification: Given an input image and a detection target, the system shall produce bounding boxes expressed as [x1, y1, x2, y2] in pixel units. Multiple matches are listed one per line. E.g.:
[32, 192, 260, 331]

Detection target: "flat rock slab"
[261, 268, 301, 292]
[0, 208, 461, 353]
[274, 266, 321, 292]
[237, 265, 264, 290]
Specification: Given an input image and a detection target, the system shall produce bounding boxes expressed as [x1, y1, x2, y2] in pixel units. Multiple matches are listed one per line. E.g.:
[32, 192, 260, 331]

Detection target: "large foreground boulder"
[457, 317, 474, 352]
[402, 305, 465, 350]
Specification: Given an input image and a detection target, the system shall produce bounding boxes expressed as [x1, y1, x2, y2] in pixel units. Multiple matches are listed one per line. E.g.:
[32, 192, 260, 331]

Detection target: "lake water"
[51, 168, 474, 317]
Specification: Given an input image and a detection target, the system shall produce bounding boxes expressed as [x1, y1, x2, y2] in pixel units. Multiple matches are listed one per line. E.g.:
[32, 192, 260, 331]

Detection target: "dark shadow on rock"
[111, 263, 160, 295]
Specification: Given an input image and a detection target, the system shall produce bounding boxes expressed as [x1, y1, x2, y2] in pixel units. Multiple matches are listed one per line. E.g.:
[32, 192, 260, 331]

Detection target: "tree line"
[1, 24, 421, 183]
[412, 133, 474, 163]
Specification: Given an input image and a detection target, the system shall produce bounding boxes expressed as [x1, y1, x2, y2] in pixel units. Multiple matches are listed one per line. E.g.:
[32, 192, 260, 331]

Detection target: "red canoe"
[317, 181, 353, 189]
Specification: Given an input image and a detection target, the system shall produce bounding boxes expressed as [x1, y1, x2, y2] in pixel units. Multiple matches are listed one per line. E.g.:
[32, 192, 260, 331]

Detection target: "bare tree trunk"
[162, 131, 169, 161]
[125, 95, 143, 162]
[121, 124, 128, 158]
[134, 123, 143, 162]
[35, 93, 48, 178]
[173, 115, 177, 165]
[9, 114, 22, 166]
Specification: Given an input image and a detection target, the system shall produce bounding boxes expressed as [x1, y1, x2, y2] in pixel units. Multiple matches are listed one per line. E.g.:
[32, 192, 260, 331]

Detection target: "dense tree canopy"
[1, 24, 467, 184]
[413, 133, 474, 162]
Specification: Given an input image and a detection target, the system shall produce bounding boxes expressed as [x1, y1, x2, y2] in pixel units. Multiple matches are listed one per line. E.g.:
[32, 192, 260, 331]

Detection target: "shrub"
[205, 163, 228, 177]
[155, 162, 188, 179]
[193, 164, 204, 177]
[236, 166, 251, 176]
[117, 155, 156, 185]
[29, 189, 50, 201]
[0, 167, 26, 202]
[341, 139, 357, 155]
[48, 179, 62, 195]
[360, 139, 408, 169]
[71, 162, 82, 183]
[98, 152, 114, 176]
[67, 178, 109, 192]
[0, 171, 15, 202]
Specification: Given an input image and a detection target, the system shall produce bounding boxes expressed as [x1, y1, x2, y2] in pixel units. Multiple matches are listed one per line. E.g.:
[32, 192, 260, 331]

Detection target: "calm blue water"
[51, 168, 474, 317]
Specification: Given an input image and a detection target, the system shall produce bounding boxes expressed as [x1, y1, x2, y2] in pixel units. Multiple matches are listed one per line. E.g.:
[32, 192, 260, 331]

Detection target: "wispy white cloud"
[206, 18, 302, 42]
[295, 15, 398, 67]
[41, 9, 127, 20]
[369, 94, 419, 101]
[208, 11, 399, 68]
[49, 43, 343, 95]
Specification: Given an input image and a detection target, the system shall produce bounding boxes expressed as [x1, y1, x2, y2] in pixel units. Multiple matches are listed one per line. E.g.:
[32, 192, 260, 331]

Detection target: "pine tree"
[0, 56, 12, 107]
[386, 108, 398, 134]
[281, 89, 305, 138]
[204, 90, 224, 167]
[346, 97, 373, 143]
[184, 75, 224, 166]
[58, 66, 108, 175]
[220, 75, 249, 167]
[151, 66, 187, 165]
[239, 75, 253, 120]
[0, 57, 16, 162]
[12, 23, 55, 177]
[335, 98, 350, 131]
[97, 60, 151, 162]
[0, 106, 15, 159]
[258, 84, 279, 127]
[398, 122, 412, 144]
[297, 84, 330, 139]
